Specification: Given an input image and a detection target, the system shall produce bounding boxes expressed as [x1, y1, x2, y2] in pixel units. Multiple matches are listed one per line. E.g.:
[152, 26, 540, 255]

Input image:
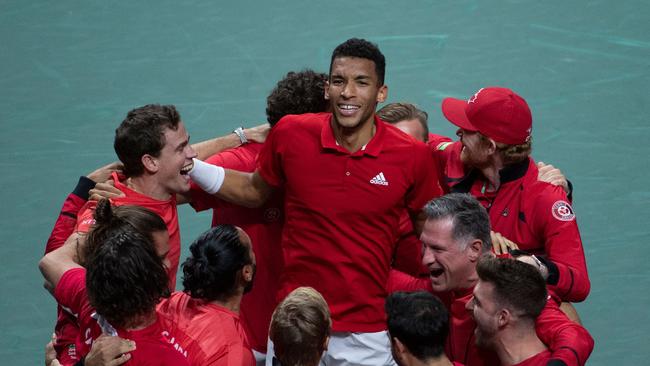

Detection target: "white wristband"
[188, 158, 225, 194]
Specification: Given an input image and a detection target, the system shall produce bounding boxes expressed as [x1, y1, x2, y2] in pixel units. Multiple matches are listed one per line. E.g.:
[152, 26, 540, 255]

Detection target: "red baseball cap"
[441, 87, 532, 145]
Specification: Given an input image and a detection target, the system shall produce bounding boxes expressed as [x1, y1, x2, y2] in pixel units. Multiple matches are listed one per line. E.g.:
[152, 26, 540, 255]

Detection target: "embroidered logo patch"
[551, 200, 575, 221]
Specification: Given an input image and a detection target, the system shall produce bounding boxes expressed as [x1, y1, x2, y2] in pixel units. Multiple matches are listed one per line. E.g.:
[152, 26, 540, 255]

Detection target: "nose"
[187, 144, 198, 159]
[341, 82, 354, 99]
[421, 246, 435, 267]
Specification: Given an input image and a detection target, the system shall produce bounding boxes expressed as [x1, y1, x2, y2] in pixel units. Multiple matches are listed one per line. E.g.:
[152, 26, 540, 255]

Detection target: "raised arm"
[39, 233, 85, 294]
[192, 124, 271, 160]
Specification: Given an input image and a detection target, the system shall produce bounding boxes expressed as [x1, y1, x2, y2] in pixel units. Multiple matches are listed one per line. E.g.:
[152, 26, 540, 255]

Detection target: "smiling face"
[325, 57, 387, 132]
[421, 217, 478, 292]
[457, 128, 491, 168]
[152, 121, 197, 195]
[466, 280, 501, 348]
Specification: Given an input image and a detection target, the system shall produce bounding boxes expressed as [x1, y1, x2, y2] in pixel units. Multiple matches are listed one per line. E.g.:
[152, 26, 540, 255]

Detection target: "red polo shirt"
[157, 292, 255, 366]
[189, 142, 284, 353]
[75, 172, 181, 289]
[257, 112, 441, 332]
[434, 142, 590, 302]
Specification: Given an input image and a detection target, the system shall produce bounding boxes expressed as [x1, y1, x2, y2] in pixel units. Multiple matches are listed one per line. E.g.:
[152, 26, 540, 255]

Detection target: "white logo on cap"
[468, 88, 484, 104]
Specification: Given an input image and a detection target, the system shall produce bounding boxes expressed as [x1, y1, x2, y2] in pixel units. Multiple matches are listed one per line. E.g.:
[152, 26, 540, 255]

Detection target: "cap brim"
[441, 98, 477, 131]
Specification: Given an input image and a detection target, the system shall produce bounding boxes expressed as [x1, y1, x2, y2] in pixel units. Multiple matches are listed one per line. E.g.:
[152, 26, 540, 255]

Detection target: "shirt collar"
[320, 114, 385, 157]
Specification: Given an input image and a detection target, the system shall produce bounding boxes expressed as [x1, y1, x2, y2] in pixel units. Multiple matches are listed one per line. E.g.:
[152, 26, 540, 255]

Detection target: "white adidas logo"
[370, 172, 389, 186]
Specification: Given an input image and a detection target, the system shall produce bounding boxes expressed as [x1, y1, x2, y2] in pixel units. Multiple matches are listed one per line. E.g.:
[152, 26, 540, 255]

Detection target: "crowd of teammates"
[39, 38, 593, 366]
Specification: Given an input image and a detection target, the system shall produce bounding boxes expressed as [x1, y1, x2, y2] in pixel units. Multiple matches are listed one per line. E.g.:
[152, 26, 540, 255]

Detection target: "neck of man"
[331, 115, 376, 153]
[478, 154, 505, 192]
[125, 311, 157, 331]
[127, 175, 172, 201]
[494, 322, 547, 365]
[401, 354, 453, 366]
[211, 291, 243, 314]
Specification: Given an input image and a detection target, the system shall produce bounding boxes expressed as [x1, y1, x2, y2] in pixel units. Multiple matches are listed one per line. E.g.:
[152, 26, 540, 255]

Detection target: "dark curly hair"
[114, 104, 181, 177]
[182, 225, 252, 301]
[330, 38, 386, 85]
[85, 199, 170, 329]
[266, 69, 328, 126]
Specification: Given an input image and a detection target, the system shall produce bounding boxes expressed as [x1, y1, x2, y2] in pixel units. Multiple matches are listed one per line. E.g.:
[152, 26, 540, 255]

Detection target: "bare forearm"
[192, 134, 242, 160]
[216, 170, 271, 208]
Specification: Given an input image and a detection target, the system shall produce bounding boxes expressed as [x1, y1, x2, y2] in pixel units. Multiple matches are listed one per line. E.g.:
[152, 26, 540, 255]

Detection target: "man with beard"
[433, 87, 589, 303]
[157, 224, 257, 366]
[467, 256, 551, 365]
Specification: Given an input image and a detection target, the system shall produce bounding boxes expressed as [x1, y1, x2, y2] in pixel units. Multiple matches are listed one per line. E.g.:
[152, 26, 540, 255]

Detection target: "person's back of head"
[182, 225, 255, 301]
[377, 103, 429, 142]
[266, 69, 329, 126]
[114, 104, 181, 177]
[385, 291, 449, 365]
[269, 287, 331, 366]
[330, 38, 386, 85]
[85, 199, 170, 329]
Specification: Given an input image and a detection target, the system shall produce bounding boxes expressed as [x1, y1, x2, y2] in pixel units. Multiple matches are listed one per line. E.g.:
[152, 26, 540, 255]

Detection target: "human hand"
[89, 180, 125, 201]
[85, 335, 135, 366]
[537, 161, 569, 194]
[244, 123, 271, 143]
[491, 231, 519, 255]
[515, 254, 549, 281]
[87, 162, 123, 184]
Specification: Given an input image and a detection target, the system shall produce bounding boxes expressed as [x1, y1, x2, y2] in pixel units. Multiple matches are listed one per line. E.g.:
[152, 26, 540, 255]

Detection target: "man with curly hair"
[156, 224, 257, 366]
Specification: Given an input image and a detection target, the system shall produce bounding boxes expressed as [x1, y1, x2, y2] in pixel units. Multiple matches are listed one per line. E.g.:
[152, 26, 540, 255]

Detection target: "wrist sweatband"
[188, 158, 225, 194]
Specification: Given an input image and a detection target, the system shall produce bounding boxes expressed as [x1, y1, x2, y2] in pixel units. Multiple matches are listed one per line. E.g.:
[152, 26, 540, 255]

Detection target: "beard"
[474, 323, 497, 349]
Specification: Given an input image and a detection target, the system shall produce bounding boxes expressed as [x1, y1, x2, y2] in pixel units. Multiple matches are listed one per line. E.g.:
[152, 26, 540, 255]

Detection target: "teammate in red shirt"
[189, 38, 442, 364]
[157, 225, 256, 366]
[188, 70, 329, 358]
[39, 200, 188, 365]
[433, 87, 590, 303]
[467, 256, 558, 366]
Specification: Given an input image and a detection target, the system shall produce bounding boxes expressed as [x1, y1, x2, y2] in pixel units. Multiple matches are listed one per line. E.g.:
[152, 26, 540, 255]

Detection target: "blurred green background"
[1, 1, 648, 364]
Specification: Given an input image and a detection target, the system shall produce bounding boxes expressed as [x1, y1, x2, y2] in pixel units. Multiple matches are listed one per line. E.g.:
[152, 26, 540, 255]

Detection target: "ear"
[324, 80, 330, 100]
[322, 336, 330, 352]
[141, 154, 159, 173]
[497, 308, 511, 328]
[467, 239, 483, 262]
[393, 337, 407, 358]
[242, 264, 254, 282]
[485, 137, 498, 155]
[377, 85, 388, 103]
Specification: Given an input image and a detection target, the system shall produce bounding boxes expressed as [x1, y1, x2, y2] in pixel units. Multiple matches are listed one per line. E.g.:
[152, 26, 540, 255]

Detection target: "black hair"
[330, 38, 386, 85]
[385, 291, 448, 360]
[266, 69, 329, 126]
[114, 104, 181, 177]
[182, 225, 252, 301]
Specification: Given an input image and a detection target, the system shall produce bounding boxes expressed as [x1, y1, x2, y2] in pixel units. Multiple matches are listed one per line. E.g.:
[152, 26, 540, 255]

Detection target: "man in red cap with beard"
[433, 87, 589, 304]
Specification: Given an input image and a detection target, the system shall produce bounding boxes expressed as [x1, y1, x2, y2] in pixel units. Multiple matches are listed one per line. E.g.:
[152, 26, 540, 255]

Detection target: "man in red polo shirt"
[433, 87, 590, 303]
[190, 38, 441, 365]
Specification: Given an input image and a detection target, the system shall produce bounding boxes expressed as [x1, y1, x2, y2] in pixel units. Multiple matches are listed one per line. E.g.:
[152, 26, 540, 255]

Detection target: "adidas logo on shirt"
[370, 172, 389, 186]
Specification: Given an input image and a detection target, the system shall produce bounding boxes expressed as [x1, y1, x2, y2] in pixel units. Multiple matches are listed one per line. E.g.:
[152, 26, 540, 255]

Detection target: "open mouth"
[430, 268, 444, 278]
[180, 161, 194, 176]
[338, 104, 360, 116]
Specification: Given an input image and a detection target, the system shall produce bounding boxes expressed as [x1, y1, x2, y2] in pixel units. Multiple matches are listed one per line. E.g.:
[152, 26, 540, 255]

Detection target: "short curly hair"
[182, 225, 252, 301]
[266, 69, 328, 126]
[330, 38, 386, 85]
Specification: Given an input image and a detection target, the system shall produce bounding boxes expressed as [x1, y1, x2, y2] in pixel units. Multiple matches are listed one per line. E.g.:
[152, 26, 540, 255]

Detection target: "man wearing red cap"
[433, 87, 590, 303]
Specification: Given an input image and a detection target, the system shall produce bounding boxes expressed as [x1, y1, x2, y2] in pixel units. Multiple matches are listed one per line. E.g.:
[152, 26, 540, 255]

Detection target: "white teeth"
[340, 105, 359, 110]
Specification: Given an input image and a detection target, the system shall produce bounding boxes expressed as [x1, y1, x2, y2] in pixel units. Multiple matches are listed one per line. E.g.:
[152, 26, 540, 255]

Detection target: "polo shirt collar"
[321, 114, 384, 157]
[450, 158, 530, 193]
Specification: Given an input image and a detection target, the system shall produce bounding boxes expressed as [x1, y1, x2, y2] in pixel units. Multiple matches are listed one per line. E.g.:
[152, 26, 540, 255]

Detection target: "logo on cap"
[467, 88, 484, 104]
[551, 200, 575, 221]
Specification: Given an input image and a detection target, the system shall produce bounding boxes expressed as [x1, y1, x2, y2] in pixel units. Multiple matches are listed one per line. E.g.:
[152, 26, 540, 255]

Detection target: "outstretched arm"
[39, 233, 84, 294]
[192, 124, 271, 160]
